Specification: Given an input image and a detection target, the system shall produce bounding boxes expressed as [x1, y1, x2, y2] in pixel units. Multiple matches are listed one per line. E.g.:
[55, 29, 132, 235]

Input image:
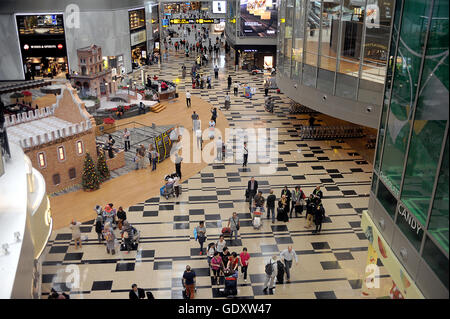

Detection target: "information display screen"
[213, 1, 227, 14]
[239, 0, 277, 37]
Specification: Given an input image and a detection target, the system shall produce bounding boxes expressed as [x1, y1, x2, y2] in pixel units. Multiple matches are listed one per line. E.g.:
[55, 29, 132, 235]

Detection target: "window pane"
[428, 135, 449, 254]
[317, 67, 334, 94]
[400, 0, 449, 226]
[376, 181, 397, 219]
[320, 0, 340, 72]
[335, 71, 357, 99]
[422, 235, 449, 289]
[304, 0, 320, 67]
[380, 0, 432, 195]
[340, 0, 365, 65]
[374, 0, 403, 172]
[292, 0, 305, 80]
[283, 0, 295, 77]
[302, 63, 317, 87]
[371, 172, 378, 194]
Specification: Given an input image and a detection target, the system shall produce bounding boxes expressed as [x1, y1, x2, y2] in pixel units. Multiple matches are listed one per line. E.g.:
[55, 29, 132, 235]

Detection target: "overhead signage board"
[169, 18, 219, 24]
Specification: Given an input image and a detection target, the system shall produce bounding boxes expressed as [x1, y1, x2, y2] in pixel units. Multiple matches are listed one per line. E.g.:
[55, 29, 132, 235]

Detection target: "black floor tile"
[226, 239, 243, 246]
[116, 263, 135, 271]
[192, 267, 211, 277]
[320, 178, 334, 183]
[217, 190, 232, 195]
[325, 186, 340, 191]
[348, 279, 363, 289]
[292, 175, 306, 180]
[219, 202, 234, 208]
[55, 233, 72, 241]
[145, 197, 160, 203]
[334, 252, 354, 260]
[337, 203, 353, 209]
[42, 274, 56, 283]
[159, 205, 174, 211]
[311, 242, 330, 250]
[349, 221, 361, 228]
[330, 174, 344, 179]
[320, 261, 342, 270]
[206, 221, 222, 228]
[189, 209, 205, 215]
[173, 215, 189, 222]
[91, 281, 113, 291]
[285, 163, 298, 167]
[173, 222, 190, 230]
[326, 169, 340, 173]
[317, 157, 329, 161]
[312, 166, 325, 170]
[138, 250, 155, 258]
[249, 274, 267, 284]
[189, 196, 218, 201]
[350, 168, 364, 172]
[64, 253, 83, 261]
[153, 261, 172, 270]
[202, 179, 215, 183]
[190, 248, 206, 256]
[205, 214, 222, 221]
[143, 211, 159, 217]
[315, 291, 337, 299]
[49, 246, 68, 254]
[129, 205, 144, 212]
[238, 213, 252, 219]
[342, 190, 357, 196]
[303, 154, 315, 158]
[271, 225, 288, 232]
[356, 232, 367, 240]
[275, 237, 293, 244]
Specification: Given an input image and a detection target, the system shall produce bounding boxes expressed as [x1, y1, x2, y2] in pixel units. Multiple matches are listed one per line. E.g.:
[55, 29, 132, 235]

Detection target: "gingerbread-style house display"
[3, 83, 124, 194]
[71, 44, 117, 98]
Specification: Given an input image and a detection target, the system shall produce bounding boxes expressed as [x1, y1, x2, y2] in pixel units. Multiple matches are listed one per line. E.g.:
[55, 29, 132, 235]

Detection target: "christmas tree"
[82, 152, 100, 191]
[97, 149, 110, 182]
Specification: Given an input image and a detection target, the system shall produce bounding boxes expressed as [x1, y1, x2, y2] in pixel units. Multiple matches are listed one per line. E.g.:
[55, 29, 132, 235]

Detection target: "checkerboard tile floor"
[41, 33, 391, 299]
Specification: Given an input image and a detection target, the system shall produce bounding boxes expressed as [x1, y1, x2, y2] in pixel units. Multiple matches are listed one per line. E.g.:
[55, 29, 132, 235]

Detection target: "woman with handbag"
[211, 251, 224, 285]
[291, 186, 306, 218]
[281, 186, 292, 215]
[277, 195, 289, 222]
[116, 206, 127, 230]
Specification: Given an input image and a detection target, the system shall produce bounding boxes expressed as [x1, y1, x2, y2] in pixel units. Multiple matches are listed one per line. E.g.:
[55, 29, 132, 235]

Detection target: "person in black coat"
[281, 186, 292, 214]
[129, 284, 146, 299]
[313, 204, 325, 234]
[247, 177, 258, 211]
[227, 75, 232, 90]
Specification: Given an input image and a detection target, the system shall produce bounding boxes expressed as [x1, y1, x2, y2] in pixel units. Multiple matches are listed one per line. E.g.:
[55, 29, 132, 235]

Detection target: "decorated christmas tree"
[97, 149, 110, 182]
[82, 152, 100, 191]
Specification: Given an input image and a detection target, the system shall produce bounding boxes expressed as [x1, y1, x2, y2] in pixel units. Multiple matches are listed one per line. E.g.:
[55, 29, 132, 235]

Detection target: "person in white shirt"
[186, 90, 191, 107]
[263, 255, 278, 294]
[233, 81, 239, 96]
[280, 246, 298, 283]
[216, 137, 223, 160]
[173, 175, 181, 197]
[123, 128, 131, 152]
[208, 120, 215, 139]
[216, 235, 226, 253]
[243, 142, 248, 167]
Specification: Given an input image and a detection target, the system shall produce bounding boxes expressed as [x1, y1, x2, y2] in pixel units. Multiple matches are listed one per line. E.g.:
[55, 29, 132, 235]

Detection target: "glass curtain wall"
[371, 0, 448, 289]
[277, 0, 395, 103]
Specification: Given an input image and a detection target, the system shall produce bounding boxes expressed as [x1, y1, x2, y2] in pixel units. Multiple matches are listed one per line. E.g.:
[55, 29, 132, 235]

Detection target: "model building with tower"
[71, 44, 117, 98]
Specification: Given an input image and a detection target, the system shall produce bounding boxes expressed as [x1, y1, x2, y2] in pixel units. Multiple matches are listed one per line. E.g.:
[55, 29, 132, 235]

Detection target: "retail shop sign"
[397, 204, 423, 236]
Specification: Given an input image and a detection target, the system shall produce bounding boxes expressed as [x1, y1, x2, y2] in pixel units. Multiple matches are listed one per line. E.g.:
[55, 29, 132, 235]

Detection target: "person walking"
[312, 185, 323, 204]
[148, 145, 159, 171]
[253, 191, 265, 214]
[129, 284, 146, 299]
[264, 80, 270, 96]
[70, 219, 82, 250]
[95, 215, 103, 243]
[281, 186, 292, 215]
[123, 128, 131, 152]
[195, 221, 207, 255]
[103, 222, 116, 255]
[174, 153, 183, 179]
[227, 212, 240, 242]
[240, 247, 250, 282]
[216, 235, 227, 254]
[116, 206, 127, 230]
[246, 177, 258, 211]
[313, 203, 326, 234]
[280, 246, 298, 283]
[196, 128, 203, 150]
[266, 190, 276, 223]
[182, 265, 196, 299]
[227, 75, 232, 90]
[304, 194, 316, 228]
[211, 251, 224, 285]
[137, 144, 146, 169]
[214, 65, 219, 79]
[227, 252, 240, 271]
[186, 90, 191, 107]
[210, 107, 217, 123]
[233, 81, 239, 96]
[263, 255, 278, 294]
[291, 186, 306, 218]
[191, 111, 199, 130]
[207, 242, 216, 267]
[243, 142, 248, 167]
[221, 247, 231, 271]
[277, 195, 289, 222]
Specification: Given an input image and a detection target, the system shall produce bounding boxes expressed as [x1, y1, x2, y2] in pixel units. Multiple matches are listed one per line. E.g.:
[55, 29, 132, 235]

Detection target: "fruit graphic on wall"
[378, 236, 388, 259]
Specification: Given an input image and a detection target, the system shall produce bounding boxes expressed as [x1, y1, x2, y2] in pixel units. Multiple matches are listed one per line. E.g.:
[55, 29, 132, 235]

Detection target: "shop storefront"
[129, 8, 147, 68]
[16, 14, 68, 80]
[234, 45, 276, 70]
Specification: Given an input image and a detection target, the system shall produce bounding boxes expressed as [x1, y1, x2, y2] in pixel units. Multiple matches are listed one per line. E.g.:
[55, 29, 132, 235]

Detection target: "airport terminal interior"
[0, 0, 448, 300]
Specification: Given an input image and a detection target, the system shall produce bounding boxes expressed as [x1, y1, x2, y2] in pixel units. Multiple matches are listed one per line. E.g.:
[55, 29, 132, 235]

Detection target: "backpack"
[265, 262, 275, 276]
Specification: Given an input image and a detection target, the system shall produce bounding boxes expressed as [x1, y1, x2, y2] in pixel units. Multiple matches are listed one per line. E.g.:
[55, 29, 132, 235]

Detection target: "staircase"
[151, 103, 166, 113]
